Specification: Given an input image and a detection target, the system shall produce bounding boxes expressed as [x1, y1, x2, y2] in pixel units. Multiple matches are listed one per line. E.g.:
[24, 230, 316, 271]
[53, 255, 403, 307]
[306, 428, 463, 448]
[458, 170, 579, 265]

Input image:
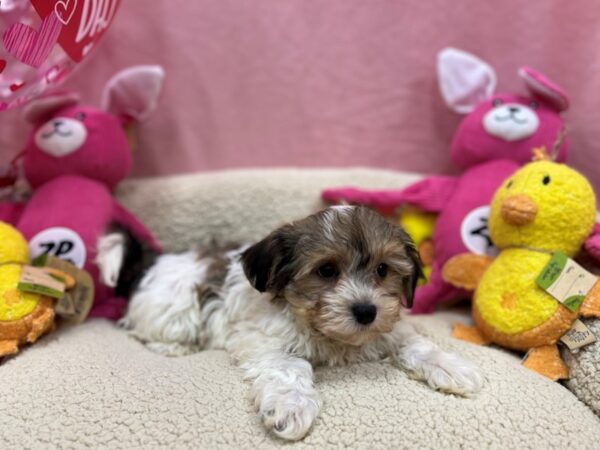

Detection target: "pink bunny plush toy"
[0, 66, 164, 320]
[323, 48, 570, 313]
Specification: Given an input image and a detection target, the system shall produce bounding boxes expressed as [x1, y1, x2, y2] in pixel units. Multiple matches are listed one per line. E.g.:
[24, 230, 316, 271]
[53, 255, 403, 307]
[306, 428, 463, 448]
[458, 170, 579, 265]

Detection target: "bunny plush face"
[450, 93, 567, 169]
[25, 105, 132, 190]
[21, 65, 165, 191]
[438, 49, 569, 170]
[482, 95, 540, 142]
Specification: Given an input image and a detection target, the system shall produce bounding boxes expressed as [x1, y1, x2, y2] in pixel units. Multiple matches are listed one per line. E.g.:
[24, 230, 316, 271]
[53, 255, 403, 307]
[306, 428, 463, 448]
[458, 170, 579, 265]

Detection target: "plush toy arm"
[442, 253, 493, 291]
[0, 202, 25, 225]
[112, 202, 162, 252]
[394, 176, 458, 212]
[322, 176, 458, 215]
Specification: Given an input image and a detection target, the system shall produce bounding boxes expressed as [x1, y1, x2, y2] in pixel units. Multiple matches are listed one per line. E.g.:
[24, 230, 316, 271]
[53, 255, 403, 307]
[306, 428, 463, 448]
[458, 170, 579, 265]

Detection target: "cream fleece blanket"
[1, 168, 599, 449]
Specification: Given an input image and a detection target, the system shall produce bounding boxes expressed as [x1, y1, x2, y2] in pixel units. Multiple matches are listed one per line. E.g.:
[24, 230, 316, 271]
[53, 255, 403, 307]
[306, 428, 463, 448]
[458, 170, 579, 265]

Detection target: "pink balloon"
[0, 0, 121, 111]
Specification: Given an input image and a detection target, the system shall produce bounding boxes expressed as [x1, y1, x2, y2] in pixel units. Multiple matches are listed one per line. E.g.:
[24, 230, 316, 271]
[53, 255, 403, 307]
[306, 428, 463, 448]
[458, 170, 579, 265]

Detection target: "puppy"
[97, 206, 482, 441]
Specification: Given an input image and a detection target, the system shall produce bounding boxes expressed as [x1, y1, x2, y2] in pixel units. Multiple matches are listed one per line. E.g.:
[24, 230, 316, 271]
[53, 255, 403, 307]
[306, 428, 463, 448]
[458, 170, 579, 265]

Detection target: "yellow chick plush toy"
[398, 207, 436, 284]
[442, 153, 600, 380]
[0, 222, 55, 356]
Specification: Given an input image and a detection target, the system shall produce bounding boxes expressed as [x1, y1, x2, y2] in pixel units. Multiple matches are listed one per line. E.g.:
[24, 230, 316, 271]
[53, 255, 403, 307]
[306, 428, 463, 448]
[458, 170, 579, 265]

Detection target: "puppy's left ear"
[401, 235, 424, 309]
[241, 226, 298, 294]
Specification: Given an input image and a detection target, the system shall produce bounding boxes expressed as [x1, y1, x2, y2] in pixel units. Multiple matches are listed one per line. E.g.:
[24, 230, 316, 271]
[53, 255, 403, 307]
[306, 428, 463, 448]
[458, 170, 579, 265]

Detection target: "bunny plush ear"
[437, 47, 497, 114]
[23, 92, 80, 124]
[101, 65, 165, 123]
[519, 67, 569, 112]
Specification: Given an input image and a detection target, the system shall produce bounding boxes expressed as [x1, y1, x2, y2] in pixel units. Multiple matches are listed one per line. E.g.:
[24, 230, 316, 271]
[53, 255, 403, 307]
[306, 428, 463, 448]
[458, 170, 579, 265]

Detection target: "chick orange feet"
[523, 345, 569, 381]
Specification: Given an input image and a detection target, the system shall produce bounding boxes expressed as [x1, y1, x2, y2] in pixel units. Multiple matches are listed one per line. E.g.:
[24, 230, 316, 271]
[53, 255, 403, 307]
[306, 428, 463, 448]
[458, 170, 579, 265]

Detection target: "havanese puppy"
[96, 206, 482, 441]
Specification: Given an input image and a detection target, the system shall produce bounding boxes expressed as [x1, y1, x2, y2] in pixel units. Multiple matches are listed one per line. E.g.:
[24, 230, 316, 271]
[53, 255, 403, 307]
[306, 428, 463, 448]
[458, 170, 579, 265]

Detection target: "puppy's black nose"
[508, 106, 520, 113]
[352, 303, 377, 325]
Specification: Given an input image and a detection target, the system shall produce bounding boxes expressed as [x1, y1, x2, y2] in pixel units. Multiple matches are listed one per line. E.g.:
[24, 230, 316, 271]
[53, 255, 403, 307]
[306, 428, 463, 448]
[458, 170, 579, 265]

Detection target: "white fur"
[100, 243, 483, 441]
[96, 233, 126, 288]
[118, 251, 209, 356]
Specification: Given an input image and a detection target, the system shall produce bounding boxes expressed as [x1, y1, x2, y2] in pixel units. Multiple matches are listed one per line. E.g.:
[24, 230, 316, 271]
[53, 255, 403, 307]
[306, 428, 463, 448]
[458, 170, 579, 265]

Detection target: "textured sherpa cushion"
[565, 318, 600, 417]
[1, 168, 599, 449]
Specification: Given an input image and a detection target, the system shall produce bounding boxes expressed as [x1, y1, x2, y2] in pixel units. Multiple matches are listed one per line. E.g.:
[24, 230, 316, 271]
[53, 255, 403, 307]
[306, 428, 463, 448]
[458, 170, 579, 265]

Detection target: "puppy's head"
[241, 206, 423, 346]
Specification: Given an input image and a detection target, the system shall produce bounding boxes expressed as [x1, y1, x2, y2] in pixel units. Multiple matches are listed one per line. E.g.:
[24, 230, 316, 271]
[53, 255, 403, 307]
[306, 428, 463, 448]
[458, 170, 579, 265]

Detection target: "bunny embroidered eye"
[529, 101, 538, 110]
[542, 175, 551, 185]
[74, 112, 86, 121]
[492, 98, 503, 107]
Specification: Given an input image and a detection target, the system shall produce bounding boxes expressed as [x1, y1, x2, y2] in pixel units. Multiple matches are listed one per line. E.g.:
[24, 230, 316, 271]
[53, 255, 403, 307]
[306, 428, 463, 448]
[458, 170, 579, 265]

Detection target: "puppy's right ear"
[241, 226, 298, 293]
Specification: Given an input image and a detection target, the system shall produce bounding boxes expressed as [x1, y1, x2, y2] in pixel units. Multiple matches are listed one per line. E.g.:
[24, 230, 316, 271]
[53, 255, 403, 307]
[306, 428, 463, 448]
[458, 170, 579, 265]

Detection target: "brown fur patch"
[196, 243, 238, 305]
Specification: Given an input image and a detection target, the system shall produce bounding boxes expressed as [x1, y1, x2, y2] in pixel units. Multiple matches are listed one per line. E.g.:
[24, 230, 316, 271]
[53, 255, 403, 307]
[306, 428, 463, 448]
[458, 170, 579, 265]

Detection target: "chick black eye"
[542, 175, 551, 185]
[506, 180, 513, 189]
[376, 263, 388, 278]
[492, 98, 503, 107]
[529, 101, 538, 110]
[317, 263, 338, 279]
[74, 112, 86, 121]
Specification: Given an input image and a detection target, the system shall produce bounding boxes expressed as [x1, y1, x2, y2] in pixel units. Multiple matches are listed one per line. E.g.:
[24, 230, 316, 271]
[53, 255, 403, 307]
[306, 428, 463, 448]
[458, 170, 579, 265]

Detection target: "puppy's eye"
[376, 263, 388, 278]
[74, 112, 86, 121]
[542, 175, 551, 185]
[317, 263, 338, 279]
[492, 98, 503, 107]
[529, 101, 538, 110]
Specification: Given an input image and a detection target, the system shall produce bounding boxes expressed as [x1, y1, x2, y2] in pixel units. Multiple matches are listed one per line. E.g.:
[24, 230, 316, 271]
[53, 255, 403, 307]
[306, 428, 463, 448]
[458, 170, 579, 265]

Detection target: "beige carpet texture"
[2, 168, 599, 449]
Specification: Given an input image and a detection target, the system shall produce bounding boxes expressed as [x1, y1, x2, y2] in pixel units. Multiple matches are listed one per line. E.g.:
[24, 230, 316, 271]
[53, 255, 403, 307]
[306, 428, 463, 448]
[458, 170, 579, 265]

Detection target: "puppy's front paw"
[259, 389, 321, 441]
[424, 352, 483, 396]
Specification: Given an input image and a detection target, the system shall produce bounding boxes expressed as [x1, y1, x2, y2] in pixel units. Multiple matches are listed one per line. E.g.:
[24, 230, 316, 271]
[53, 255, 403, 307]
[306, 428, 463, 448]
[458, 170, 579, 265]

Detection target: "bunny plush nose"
[501, 195, 537, 226]
[508, 106, 520, 113]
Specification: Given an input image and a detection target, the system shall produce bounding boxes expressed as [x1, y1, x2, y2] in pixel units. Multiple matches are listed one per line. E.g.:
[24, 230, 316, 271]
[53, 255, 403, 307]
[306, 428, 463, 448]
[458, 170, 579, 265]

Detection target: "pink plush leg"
[89, 296, 128, 320]
[410, 263, 467, 314]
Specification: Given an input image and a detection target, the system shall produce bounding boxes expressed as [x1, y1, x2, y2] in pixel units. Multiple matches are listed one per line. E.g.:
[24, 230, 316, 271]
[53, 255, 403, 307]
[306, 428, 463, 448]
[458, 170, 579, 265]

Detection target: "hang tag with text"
[33, 255, 95, 324]
[560, 320, 597, 351]
[535, 252, 597, 312]
[18, 265, 65, 298]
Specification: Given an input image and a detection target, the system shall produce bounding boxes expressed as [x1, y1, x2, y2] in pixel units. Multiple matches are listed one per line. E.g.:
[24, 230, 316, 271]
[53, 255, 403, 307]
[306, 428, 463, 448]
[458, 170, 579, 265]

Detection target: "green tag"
[17, 282, 64, 298]
[536, 252, 597, 313]
[17, 265, 65, 299]
[31, 253, 48, 267]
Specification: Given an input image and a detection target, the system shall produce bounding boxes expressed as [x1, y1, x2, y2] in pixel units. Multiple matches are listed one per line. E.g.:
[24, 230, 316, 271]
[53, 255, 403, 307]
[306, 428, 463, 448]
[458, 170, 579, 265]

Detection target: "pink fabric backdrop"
[2, 0, 600, 187]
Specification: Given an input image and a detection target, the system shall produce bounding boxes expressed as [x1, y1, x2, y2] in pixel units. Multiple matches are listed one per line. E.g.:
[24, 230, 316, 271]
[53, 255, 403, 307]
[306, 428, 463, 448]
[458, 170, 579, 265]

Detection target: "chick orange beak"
[501, 195, 537, 226]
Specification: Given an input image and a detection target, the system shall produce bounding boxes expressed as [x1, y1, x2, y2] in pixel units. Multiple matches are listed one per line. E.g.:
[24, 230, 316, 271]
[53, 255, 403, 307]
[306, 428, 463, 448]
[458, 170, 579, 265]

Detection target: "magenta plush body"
[0, 66, 165, 319]
[323, 48, 570, 313]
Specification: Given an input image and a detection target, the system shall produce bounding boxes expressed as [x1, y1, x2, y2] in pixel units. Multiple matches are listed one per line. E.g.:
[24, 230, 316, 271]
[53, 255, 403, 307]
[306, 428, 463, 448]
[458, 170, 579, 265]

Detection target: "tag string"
[550, 126, 568, 161]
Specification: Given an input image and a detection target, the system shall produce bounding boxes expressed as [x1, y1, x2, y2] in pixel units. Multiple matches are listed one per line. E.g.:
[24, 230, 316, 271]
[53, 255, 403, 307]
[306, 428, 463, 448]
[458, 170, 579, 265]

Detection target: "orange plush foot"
[0, 340, 19, 357]
[523, 345, 569, 381]
[26, 298, 55, 344]
[581, 281, 600, 318]
[452, 323, 491, 345]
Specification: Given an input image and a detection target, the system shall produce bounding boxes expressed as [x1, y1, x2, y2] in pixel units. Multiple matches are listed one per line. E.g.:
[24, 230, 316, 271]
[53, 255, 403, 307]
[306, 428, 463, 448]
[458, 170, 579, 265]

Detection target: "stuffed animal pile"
[322, 48, 570, 313]
[0, 66, 164, 320]
[443, 150, 600, 380]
